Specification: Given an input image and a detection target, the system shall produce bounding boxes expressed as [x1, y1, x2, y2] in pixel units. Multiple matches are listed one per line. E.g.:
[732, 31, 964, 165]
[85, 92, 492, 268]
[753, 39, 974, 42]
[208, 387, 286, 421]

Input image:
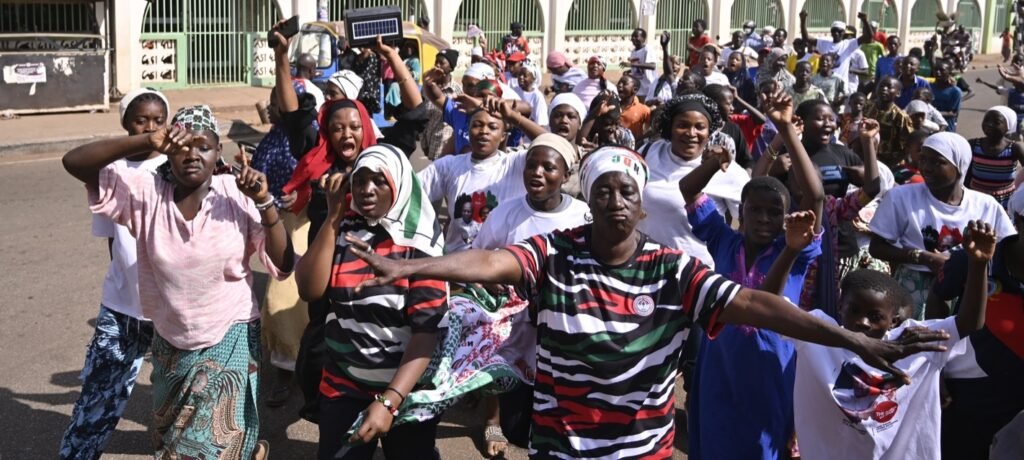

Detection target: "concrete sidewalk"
[0, 86, 273, 158]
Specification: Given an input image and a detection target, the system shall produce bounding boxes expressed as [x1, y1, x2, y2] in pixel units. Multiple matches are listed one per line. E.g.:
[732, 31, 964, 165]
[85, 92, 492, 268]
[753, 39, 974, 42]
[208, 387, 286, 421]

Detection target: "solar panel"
[345, 7, 403, 47]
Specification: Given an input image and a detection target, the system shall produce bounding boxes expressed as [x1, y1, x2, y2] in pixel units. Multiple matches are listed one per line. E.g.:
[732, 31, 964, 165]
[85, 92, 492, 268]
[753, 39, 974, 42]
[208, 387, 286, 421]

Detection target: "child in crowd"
[780, 218, 996, 459]
[864, 76, 913, 168]
[646, 31, 682, 107]
[811, 53, 848, 107]
[704, 84, 754, 169]
[723, 49, 758, 111]
[787, 61, 828, 108]
[892, 130, 928, 184]
[965, 106, 1024, 209]
[839, 92, 867, 147]
[929, 58, 962, 131]
[930, 188, 1024, 459]
[905, 100, 942, 134]
[870, 132, 1017, 319]
[875, 35, 901, 79]
[910, 87, 949, 132]
[616, 74, 651, 140]
[579, 93, 635, 149]
[513, 64, 549, 133]
[679, 90, 824, 459]
[688, 19, 713, 66]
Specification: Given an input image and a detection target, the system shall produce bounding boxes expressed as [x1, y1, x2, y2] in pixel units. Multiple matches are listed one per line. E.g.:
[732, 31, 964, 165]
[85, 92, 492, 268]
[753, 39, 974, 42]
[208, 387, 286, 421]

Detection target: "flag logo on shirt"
[832, 361, 904, 424]
[632, 295, 655, 317]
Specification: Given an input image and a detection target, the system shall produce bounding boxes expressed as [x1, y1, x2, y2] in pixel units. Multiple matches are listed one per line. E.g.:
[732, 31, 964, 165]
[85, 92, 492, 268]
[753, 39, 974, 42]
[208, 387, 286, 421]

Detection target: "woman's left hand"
[236, 154, 268, 202]
[349, 400, 395, 444]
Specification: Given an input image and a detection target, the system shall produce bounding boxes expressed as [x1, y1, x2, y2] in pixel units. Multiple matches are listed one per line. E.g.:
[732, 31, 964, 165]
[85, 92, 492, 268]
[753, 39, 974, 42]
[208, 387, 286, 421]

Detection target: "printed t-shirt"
[473, 194, 590, 250]
[89, 161, 291, 350]
[320, 219, 448, 399]
[869, 183, 1017, 272]
[418, 150, 528, 252]
[793, 312, 960, 460]
[505, 226, 742, 458]
[90, 155, 167, 319]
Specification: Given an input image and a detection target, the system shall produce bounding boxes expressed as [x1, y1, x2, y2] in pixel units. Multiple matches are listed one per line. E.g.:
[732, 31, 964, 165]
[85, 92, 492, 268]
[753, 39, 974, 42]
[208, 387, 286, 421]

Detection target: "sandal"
[482, 424, 509, 458]
[252, 440, 270, 460]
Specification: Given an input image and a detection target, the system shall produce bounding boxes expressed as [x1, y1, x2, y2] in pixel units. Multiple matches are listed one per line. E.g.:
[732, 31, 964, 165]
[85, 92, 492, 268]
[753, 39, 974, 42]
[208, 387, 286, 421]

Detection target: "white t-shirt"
[629, 46, 659, 98]
[843, 48, 869, 90]
[816, 38, 862, 84]
[703, 71, 730, 87]
[869, 183, 1017, 272]
[473, 194, 591, 249]
[646, 76, 678, 104]
[636, 140, 750, 268]
[719, 46, 758, 68]
[514, 86, 549, 130]
[793, 311, 960, 460]
[418, 150, 528, 252]
[572, 78, 618, 110]
[90, 155, 167, 319]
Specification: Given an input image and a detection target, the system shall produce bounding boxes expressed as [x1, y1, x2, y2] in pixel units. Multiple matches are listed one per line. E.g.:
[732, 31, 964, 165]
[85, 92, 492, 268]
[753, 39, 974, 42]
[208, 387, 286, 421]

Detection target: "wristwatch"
[375, 393, 398, 416]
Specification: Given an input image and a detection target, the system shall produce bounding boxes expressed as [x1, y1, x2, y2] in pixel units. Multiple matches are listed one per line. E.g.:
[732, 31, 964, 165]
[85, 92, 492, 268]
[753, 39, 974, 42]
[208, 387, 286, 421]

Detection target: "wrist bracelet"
[765, 146, 779, 161]
[384, 387, 406, 403]
[375, 393, 399, 416]
[255, 197, 275, 211]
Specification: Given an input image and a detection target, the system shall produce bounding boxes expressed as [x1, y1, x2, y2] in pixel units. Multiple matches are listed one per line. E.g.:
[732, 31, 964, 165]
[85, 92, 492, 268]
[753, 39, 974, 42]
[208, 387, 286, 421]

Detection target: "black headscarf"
[656, 92, 724, 140]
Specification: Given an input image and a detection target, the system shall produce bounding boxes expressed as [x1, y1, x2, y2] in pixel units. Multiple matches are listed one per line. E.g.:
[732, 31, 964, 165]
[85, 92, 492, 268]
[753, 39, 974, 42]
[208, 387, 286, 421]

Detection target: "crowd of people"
[56, 9, 1024, 460]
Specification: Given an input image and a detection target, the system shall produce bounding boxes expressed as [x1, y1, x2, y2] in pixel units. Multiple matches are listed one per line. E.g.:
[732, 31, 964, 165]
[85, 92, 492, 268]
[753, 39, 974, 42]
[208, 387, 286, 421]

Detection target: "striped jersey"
[320, 218, 448, 400]
[966, 138, 1019, 208]
[505, 226, 743, 459]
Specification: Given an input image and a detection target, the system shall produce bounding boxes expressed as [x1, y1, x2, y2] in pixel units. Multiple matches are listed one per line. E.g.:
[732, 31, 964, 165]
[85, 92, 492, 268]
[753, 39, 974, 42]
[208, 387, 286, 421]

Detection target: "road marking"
[0, 155, 62, 167]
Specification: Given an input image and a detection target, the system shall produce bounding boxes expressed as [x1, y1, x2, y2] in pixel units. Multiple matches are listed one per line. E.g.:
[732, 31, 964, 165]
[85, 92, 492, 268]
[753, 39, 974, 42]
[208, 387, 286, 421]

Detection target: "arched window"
[861, 0, 898, 31]
[454, 0, 543, 53]
[566, 0, 637, 33]
[909, 0, 941, 29]
[804, 0, 848, 33]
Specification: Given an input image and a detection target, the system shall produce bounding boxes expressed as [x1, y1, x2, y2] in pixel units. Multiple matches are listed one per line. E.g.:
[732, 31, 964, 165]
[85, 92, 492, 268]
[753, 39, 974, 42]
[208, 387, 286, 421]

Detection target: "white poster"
[3, 63, 46, 84]
[641, 0, 657, 16]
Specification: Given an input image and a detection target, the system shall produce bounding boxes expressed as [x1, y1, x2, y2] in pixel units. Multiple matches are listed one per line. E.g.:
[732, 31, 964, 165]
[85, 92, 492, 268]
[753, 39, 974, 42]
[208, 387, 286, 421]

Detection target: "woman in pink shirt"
[62, 105, 294, 459]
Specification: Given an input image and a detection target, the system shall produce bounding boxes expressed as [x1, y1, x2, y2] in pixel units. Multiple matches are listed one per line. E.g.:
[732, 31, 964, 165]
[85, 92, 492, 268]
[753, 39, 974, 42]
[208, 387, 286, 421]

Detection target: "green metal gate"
[566, 0, 637, 34]
[993, 0, 1010, 33]
[805, 0, 848, 35]
[141, 0, 281, 88]
[910, 0, 942, 30]
[730, 0, 784, 30]
[454, 0, 543, 52]
[329, 0, 427, 24]
[861, 0, 898, 31]
[656, 0, 710, 57]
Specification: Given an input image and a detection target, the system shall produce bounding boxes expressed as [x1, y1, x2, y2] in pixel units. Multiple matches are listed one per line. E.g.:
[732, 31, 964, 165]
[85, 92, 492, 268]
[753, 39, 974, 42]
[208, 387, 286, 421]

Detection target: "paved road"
[0, 68, 1003, 459]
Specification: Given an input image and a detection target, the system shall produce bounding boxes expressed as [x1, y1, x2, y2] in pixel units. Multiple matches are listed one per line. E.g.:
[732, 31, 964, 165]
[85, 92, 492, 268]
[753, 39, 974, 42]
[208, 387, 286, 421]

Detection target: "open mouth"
[527, 179, 546, 191]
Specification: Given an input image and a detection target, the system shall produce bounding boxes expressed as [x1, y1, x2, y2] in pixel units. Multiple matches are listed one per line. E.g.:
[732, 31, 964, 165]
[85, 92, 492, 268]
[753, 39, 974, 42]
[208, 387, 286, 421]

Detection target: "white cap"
[831, 21, 847, 30]
[327, 70, 364, 99]
[471, 46, 483, 57]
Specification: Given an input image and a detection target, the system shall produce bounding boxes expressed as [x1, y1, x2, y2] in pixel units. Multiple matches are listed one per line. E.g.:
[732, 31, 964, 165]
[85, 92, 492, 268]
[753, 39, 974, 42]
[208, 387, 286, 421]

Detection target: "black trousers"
[317, 395, 441, 460]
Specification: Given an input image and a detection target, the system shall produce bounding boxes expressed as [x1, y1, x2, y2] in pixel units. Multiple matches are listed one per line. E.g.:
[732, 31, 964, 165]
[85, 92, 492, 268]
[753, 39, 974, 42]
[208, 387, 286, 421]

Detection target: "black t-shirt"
[809, 143, 864, 257]
[721, 121, 752, 169]
[933, 239, 1024, 416]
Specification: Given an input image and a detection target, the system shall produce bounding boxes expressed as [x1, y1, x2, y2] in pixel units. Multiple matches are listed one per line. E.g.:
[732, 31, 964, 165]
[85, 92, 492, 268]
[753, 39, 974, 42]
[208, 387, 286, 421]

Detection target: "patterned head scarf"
[351, 144, 444, 256]
[171, 105, 219, 135]
[579, 146, 650, 202]
[656, 93, 725, 140]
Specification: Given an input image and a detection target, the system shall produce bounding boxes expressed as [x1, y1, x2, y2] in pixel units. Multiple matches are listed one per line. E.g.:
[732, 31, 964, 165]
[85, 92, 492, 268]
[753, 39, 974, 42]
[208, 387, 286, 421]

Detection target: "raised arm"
[765, 91, 825, 230]
[678, 145, 730, 203]
[347, 234, 524, 290]
[373, 36, 422, 110]
[720, 286, 949, 383]
[858, 118, 882, 198]
[659, 31, 673, 80]
[799, 10, 815, 48]
[760, 210, 816, 295]
[858, 12, 873, 45]
[63, 126, 190, 189]
[732, 89, 767, 123]
[271, 24, 299, 114]
[421, 68, 449, 108]
[955, 221, 996, 338]
[295, 173, 349, 301]
[493, 97, 547, 140]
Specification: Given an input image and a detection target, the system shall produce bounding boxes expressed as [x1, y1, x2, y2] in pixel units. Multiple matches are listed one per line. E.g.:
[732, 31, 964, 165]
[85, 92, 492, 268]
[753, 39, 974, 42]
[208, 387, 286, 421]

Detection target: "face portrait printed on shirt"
[832, 361, 904, 426]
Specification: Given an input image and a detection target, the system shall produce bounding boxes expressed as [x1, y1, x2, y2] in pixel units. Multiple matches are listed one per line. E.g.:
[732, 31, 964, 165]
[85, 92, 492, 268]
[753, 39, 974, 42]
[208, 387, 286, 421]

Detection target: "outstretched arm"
[720, 287, 949, 383]
[63, 126, 192, 189]
[347, 234, 524, 290]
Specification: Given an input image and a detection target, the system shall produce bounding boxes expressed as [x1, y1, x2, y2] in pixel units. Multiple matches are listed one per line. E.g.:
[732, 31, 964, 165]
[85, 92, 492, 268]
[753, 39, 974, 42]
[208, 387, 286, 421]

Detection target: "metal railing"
[956, 0, 982, 30]
[0, 1, 98, 34]
[329, 0, 427, 24]
[861, 0, 899, 31]
[804, 0, 848, 30]
[453, 0, 543, 51]
[910, 0, 942, 28]
[730, 0, 784, 29]
[565, 0, 637, 33]
[655, 0, 710, 58]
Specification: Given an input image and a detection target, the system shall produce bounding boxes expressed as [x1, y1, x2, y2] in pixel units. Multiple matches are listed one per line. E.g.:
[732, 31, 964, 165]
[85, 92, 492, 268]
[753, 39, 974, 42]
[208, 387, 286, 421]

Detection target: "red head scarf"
[282, 98, 377, 212]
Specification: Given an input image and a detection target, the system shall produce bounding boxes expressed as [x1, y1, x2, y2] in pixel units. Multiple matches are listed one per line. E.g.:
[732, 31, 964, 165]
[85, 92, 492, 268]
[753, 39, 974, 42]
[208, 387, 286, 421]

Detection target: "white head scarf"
[351, 144, 445, 256]
[579, 146, 649, 202]
[548, 92, 587, 120]
[529, 133, 579, 170]
[464, 62, 495, 80]
[922, 132, 972, 185]
[327, 70, 364, 100]
[989, 106, 1018, 135]
[119, 88, 170, 125]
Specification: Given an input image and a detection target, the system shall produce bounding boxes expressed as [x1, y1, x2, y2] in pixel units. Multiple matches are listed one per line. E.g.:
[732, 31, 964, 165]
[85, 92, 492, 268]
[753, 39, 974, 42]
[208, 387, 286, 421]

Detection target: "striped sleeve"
[404, 249, 448, 333]
[677, 254, 742, 337]
[504, 233, 551, 299]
